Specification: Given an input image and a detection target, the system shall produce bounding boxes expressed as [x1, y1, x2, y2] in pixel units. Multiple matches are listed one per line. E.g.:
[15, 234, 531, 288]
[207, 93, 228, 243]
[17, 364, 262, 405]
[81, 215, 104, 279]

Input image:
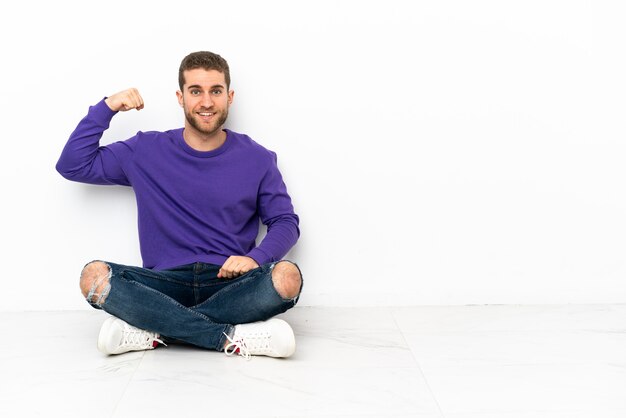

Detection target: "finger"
[118, 89, 136, 111]
[219, 258, 236, 279]
[128, 91, 141, 110]
[237, 262, 251, 275]
[230, 261, 245, 277]
[121, 96, 139, 111]
[131, 89, 144, 110]
[222, 258, 234, 271]
[239, 263, 252, 275]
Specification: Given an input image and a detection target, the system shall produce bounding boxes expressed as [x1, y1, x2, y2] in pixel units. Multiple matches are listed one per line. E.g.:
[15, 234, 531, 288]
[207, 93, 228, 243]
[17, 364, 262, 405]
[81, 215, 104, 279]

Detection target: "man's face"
[176, 68, 234, 137]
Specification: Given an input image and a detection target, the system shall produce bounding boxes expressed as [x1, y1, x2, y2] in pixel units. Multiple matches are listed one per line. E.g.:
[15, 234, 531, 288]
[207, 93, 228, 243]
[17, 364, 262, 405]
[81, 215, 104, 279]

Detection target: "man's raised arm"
[56, 89, 143, 186]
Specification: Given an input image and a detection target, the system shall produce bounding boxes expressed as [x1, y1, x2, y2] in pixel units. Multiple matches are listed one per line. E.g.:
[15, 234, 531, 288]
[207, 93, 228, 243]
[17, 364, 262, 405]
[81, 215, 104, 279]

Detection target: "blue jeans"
[86, 261, 302, 351]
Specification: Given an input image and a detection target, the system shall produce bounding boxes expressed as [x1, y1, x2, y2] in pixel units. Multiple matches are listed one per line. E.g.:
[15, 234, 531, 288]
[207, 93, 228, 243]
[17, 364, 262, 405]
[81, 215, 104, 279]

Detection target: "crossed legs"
[79, 260, 302, 355]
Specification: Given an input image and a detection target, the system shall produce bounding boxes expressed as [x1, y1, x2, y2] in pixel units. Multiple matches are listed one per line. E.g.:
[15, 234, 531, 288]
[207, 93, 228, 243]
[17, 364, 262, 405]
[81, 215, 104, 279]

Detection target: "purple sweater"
[57, 99, 299, 270]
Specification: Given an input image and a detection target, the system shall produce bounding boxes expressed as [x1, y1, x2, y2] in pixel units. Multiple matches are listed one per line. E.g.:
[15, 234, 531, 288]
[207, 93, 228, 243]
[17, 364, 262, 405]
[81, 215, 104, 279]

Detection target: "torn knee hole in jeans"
[84, 262, 112, 306]
[270, 260, 302, 301]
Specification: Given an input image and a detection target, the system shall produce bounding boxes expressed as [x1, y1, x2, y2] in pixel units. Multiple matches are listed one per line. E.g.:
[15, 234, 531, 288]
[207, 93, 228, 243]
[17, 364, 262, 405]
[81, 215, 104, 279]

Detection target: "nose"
[201, 93, 213, 108]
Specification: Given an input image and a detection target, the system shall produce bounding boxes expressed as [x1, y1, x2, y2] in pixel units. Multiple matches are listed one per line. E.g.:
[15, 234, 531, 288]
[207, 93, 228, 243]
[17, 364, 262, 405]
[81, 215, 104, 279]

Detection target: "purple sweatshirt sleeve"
[56, 100, 133, 186]
[246, 153, 300, 265]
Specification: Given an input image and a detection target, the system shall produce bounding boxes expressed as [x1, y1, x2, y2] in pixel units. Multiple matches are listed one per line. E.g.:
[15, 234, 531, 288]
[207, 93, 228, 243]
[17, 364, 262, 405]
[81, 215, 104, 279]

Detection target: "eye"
[211, 89, 223, 95]
[190, 90, 201, 95]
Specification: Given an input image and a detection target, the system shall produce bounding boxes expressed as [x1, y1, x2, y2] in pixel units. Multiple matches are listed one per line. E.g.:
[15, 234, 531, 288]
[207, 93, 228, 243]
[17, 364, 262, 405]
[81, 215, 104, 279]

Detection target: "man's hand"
[105, 88, 144, 112]
[218, 256, 260, 279]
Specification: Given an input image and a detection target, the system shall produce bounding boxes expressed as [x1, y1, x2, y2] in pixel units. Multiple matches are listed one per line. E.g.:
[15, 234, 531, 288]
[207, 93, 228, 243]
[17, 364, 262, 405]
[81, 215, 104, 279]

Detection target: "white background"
[1, 0, 625, 310]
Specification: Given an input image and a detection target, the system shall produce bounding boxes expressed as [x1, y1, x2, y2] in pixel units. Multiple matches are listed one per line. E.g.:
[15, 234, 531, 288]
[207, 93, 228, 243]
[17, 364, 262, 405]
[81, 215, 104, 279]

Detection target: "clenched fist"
[105, 88, 144, 112]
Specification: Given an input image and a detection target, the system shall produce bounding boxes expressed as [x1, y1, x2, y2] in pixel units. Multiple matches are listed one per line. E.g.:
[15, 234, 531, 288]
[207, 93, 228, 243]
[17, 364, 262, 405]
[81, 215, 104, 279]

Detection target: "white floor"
[0, 305, 625, 417]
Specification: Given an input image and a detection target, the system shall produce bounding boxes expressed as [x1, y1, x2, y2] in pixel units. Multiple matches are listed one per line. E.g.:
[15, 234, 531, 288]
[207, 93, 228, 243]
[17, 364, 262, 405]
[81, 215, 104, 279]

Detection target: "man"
[56, 51, 302, 359]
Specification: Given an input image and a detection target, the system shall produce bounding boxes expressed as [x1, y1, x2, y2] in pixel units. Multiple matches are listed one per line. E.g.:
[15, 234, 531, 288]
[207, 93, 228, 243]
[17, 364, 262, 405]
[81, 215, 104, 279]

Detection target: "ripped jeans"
[83, 261, 302, 351]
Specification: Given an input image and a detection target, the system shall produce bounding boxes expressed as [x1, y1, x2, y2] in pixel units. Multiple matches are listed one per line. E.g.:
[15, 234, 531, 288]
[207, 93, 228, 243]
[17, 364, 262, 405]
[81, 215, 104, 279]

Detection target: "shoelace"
[121, 323, 165, 350]
[223, 329, 273, 360]
[223, 333, 251, 360]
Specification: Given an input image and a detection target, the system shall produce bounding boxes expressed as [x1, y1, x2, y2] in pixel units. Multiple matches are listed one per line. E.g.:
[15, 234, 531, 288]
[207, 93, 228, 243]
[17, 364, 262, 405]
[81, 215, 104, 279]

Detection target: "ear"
[176, 90, 184, 107]
[228, 89, 235, 106]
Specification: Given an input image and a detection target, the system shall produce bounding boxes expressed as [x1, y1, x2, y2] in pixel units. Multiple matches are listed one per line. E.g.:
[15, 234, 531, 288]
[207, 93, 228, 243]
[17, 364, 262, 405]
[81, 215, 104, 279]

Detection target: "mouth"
[197, 111, 216, 121]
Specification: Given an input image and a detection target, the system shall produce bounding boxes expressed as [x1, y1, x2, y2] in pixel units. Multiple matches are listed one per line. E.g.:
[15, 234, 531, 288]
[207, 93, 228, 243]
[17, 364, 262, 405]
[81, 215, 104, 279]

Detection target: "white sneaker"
[97, 317, 165, 355]
[224, 318, 296, 359]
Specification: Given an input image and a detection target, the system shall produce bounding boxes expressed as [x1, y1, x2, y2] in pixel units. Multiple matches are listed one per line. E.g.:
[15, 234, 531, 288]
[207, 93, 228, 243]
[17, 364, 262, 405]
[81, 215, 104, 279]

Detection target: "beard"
[184, 106, 229, 137]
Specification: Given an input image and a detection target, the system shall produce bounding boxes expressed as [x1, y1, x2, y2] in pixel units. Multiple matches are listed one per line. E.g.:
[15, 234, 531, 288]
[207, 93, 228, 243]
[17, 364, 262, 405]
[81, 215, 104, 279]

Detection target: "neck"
[183, 126, 226, 152]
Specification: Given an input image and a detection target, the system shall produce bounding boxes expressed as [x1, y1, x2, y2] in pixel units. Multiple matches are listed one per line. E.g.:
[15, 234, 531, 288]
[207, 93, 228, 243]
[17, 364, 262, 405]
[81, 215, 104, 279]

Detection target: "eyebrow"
[187, 84, 225, 90]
